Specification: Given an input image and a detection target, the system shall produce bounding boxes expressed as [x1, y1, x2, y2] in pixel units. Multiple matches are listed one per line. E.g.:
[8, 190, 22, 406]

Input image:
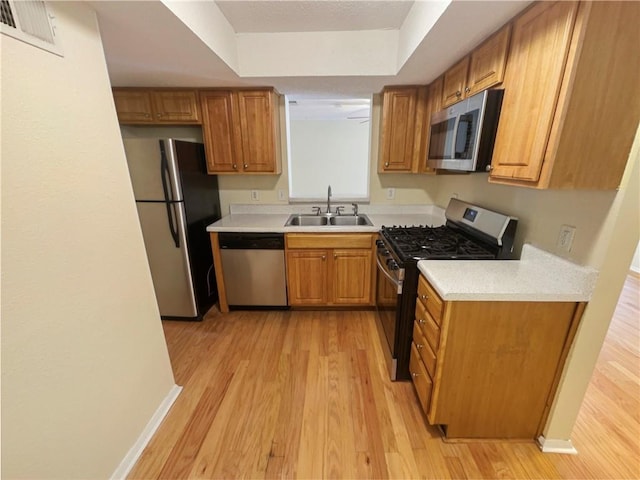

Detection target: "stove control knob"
[386, 259, 398, 270]
[375, 240, 385, 248]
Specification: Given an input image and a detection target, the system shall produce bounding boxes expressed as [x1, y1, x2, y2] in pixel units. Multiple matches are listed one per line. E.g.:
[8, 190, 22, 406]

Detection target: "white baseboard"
[110, 384, 183, 480]
[537, 435, 578, 454]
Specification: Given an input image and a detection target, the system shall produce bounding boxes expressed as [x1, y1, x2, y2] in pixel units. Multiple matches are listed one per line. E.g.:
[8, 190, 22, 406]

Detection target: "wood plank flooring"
[129, 275, 640, 479]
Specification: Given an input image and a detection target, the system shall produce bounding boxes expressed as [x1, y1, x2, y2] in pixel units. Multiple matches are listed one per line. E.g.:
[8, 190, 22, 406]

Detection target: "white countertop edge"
[206, 211, 445, 233]
[417, 244, 598, 302]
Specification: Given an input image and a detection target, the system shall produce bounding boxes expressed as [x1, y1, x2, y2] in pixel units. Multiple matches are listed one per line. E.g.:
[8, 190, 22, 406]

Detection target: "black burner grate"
[381, 225, 496, 262]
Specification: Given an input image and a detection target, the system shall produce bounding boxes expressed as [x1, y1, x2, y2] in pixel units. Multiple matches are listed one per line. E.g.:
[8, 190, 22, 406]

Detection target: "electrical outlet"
[386, 188, 395, 200]
[250, 190, 260, 201]
[278, 189, 286, 201]
[557, 225, 576, 252]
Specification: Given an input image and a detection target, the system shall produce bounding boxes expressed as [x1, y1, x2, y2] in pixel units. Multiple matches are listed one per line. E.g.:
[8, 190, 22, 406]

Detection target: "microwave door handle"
[449, 114, 461, 159]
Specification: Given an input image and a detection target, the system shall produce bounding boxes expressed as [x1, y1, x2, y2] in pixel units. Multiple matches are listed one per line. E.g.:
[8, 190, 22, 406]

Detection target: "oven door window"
[454, 109, 480, 160]
[376, 267, 399, 352]
[428, 117, 456, 160]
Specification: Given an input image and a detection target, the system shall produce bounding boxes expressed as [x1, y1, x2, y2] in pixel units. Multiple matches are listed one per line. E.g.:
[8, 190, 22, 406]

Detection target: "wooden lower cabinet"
[410, 274, 585, 439]
[286, 250, 328, 305]
[285, 233, 375, 307]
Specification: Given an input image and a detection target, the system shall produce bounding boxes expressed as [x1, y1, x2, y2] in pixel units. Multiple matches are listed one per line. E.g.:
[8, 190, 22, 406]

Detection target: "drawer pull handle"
[411, 372, 419, 378]
[421, 294, 428, 300]
[417, 343, 423, 350]
[418, 318, 425, 324]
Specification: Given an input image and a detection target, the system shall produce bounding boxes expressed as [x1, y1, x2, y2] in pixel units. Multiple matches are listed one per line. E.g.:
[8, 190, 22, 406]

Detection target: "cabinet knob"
[232, 164, 237, 169]
[144, 113, 150, 118]
[156, 113, 162, 118]
[334, 253, 337, 259]
[244, 164, 248, 169]
[418, 318, 425, 325]
[322, 255, 326, 260]
[385, 162, 389, 167]
[417, 343, 423, 350]
[456, 90, 462, 97]
[465, 87, 471, 93]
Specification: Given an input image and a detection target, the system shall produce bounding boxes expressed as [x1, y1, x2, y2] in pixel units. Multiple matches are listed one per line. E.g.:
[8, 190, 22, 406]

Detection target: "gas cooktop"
[380, 225, 497, 262]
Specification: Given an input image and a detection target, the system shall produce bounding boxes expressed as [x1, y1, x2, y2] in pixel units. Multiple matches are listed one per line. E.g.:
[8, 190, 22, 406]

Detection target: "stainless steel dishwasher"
[218, 232, 288, 307]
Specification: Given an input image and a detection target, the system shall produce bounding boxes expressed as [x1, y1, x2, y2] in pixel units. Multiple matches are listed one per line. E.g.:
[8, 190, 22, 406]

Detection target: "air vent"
[1, 0, 62, 56]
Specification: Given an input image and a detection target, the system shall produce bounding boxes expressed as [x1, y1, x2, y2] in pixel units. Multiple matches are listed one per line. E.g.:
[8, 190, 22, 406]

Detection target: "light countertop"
[206, 204, 446, 233]
[418, 244, 598, 302]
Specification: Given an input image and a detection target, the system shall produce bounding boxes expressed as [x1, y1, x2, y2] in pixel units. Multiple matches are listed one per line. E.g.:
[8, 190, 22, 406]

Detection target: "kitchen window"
[286, 96, 371, 202]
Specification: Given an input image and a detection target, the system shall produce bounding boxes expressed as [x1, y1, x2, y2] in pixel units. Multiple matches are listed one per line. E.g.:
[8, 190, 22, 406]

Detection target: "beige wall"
[1, 4, 176, 479]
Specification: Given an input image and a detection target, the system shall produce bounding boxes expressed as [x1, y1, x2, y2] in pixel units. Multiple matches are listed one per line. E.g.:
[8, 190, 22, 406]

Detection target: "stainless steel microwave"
[427, 89, 503, 172]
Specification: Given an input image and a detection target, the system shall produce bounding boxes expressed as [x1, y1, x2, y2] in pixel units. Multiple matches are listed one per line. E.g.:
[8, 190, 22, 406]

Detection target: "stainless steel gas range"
[375, 198, 518, 381]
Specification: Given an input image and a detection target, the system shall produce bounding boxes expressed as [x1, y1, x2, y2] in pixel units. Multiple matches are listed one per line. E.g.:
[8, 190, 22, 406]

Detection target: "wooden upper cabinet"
[150, 90, 200, 123]
[112, 88, 200, 124]
[467, 24, 511, 97]
[419, 77, 444, 173]
[200, 88, 282, 175]
[490, 1, 639, 189]
[441, 24, 511, 108]
[112, 90, 153, 123]
[200, 91, 238, 173]
[379, 86, 418, 173]
[442, 57, 470, 108]
[236, 90, 280, 174]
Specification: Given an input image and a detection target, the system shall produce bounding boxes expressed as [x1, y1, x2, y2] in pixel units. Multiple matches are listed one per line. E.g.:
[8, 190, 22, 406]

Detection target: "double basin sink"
[285, 214, 372, 227]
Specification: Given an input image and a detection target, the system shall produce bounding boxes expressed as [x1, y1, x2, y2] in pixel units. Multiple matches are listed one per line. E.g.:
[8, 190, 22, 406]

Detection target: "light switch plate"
[278, 189, 286, 201]
[386, 188, 395, 200]
[250, 190, 260, 201]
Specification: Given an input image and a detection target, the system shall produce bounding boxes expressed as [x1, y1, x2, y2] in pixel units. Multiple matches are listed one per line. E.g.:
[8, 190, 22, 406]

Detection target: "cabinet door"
[467, 24, 511, 97]
[419, 77, 444, 173]
[200, 91, 239, 174]
[151, 90, 200, 123]
[286, 250, 328, 305]
[112, 90, 153, 124]
[331, 249, 372, 305]
[236, 90, 277, 173]
[379, 87, 418, 172]
[441, 57, 470, 108]
[490, 2, 578, 182]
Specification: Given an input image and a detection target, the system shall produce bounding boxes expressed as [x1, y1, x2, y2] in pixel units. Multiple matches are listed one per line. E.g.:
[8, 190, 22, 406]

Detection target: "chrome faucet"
[352, 203, 359, 216]
[326, 185, 332, 214]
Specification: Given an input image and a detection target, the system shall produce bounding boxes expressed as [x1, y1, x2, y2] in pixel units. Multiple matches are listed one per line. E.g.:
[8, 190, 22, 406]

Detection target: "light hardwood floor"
[129, 275, 640, 479]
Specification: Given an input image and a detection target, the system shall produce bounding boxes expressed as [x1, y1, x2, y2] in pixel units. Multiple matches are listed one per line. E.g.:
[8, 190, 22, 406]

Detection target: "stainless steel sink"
[329, 215, 372, 226]
[284, 214, 372, 227]
[285, 215, 328, 226]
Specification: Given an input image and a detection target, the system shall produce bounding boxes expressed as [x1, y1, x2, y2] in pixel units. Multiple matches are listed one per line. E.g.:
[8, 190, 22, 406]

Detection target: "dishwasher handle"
[218, 232, 285, 250]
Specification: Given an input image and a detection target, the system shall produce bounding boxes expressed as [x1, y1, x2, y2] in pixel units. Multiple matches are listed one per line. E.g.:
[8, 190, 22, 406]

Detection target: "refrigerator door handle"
[161, 149, 180, 248]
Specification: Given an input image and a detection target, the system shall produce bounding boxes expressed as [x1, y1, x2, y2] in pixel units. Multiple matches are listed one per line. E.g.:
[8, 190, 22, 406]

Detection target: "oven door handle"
[376, 255, 402, 294]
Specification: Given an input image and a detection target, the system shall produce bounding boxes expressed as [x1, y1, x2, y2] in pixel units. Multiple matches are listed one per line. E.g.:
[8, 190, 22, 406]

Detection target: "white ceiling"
[216, 1, 415, 32]
[91, 0, 531, 97]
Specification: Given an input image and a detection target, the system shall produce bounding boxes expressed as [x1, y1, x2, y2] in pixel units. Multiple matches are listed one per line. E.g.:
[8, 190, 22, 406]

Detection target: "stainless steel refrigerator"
[124, 138, 221, 320]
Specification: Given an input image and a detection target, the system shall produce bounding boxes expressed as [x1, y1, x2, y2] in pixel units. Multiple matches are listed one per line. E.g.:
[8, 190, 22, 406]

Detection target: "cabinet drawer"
[286, 233, 373, 249]
[416, 300, 441, 354]
[418, 275, 443, 324]
[413, 321, 437, 379]
[409, 342, 433, 413]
